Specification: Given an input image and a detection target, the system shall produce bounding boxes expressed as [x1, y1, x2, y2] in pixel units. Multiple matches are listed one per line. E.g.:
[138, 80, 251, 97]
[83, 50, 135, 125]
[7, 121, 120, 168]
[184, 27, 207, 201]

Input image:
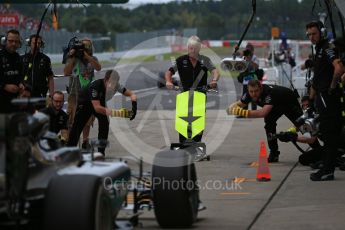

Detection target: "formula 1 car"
[0, 97, 204, 229]
[0, 98, 130, 230]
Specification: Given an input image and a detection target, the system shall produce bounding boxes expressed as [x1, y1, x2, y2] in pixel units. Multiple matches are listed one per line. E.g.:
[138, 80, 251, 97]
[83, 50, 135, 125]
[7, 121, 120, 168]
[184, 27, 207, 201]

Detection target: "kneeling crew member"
[40, 91, 68, 143]
[277, 127, 345, 169]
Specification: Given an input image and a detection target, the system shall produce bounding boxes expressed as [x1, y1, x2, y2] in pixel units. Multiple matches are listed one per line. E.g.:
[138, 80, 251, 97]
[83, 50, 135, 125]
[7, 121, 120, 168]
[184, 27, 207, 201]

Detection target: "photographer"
[21, 34, 54, 100]
[237, 43, 260, 114]
[279, 32, 296, 67]
[63, 37, 101, 149]
[67, 70, 137, 156]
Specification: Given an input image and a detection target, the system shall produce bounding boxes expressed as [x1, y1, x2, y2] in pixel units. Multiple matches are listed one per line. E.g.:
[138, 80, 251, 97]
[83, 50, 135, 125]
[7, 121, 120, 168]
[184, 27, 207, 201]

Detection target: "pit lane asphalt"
[52, 60, 172, 93]
[108, 98, 345, 230]
[53, 62, 345, 230]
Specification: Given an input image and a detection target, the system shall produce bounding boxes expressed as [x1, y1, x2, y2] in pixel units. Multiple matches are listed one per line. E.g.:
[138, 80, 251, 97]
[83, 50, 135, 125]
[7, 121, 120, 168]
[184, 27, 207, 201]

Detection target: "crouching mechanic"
[277, 127, 345, 169]
[226, 79, 302, 162]
[67, 69, 137, 155]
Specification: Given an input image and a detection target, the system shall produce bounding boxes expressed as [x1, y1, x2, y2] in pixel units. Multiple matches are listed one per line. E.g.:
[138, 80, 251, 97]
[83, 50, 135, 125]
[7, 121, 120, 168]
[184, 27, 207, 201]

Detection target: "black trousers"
[0, 95, 17, 114]
[299, 146, 344, 166]
[315, 91, 342, 172]
[67, 103, 109, 154]
[299, 147, 323, 166]
[264, 102, 303, 153]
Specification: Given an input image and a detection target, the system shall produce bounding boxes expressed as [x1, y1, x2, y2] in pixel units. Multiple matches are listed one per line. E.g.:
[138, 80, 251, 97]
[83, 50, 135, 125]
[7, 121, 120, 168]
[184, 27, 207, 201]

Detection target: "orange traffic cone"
[256, 141, 271, 181]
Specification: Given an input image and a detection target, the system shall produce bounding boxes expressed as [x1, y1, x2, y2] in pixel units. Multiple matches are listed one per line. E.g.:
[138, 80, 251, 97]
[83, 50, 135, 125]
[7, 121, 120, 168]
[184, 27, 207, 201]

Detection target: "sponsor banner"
[208, 40, 223, 47]
[204, 40, 315, 48]
[171, 44, 187, 52]
[0, 14, 19, 26]
[222, 40, 231, 47]
[202, 40, 210, 47]
[243, 40, 270, 47]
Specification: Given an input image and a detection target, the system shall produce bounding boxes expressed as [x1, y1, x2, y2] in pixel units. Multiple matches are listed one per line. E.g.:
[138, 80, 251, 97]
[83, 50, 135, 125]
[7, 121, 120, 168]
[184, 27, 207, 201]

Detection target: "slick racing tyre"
[152, 149, 199, 228]
[43, 175, 113, 230]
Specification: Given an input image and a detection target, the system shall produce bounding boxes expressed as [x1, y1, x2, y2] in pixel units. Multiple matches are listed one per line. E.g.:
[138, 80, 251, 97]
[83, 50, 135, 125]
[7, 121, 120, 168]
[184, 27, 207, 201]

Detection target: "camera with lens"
[243, 49, 252, 57]
[295, 107, 319, 136]
[304, 78, 313, 89]
[62, 37, 85, 64]
[304, 58, 314, 69]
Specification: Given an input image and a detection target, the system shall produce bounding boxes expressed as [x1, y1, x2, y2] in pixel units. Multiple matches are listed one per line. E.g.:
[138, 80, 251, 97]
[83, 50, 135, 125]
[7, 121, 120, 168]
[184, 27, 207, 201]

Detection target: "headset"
[26, 34, 45, 49]
[0, 35, 5, 46]
[316, 21, 328, 39]
[0, 29, 22, 48]
[306, 21, 328, 40]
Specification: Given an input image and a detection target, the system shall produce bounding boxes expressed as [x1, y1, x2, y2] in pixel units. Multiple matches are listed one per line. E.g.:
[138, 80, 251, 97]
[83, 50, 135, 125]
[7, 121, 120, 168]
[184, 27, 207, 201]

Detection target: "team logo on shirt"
[182, 59, 188, 67]
[317, 48, 323, 58]
[241, 93, 247, 101]
[4, 70, 19, 76]
[91, 89, 98, 98]
[264, 95, 272, 104]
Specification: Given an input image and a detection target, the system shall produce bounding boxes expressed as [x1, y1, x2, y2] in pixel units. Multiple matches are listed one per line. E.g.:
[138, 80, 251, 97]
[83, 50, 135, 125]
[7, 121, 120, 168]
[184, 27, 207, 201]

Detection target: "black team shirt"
[168, 54, 216, 91]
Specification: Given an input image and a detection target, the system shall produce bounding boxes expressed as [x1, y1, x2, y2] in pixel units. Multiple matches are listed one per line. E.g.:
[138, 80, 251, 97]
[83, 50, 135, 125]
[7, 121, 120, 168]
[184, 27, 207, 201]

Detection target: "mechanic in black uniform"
[0, 29, 24, 113]
[227, 79, 303, 163]
[305, 21, 344, 181]
[67, 69, 137, 155]
[277, 127, 345, 169]
[165, 35, 220, 143]
[333, 37, 345, 171]
[40, 91, 68, 143]
[21, 34, 54, 99]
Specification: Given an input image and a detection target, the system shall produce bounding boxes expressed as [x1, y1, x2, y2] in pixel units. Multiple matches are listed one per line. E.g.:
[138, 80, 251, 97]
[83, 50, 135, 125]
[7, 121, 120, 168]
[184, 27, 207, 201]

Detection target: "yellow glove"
[57, 134, 67, 145]
[111, 108, 131, 118]
[231, 106, 249, 118]
[226, 102, 239, 115]
[287, 127, 297, 133]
